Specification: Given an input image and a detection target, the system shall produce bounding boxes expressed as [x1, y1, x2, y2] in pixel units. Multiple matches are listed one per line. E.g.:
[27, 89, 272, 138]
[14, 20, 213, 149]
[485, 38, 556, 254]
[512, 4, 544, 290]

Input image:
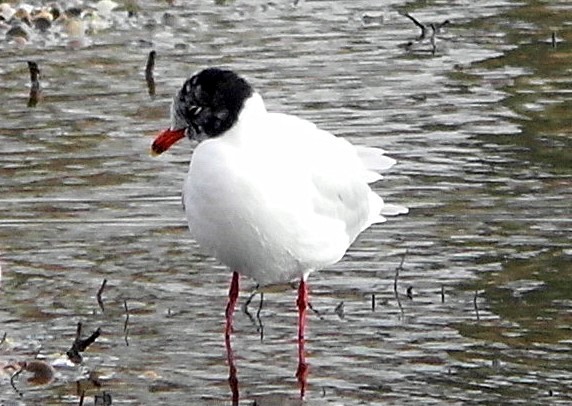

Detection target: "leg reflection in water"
[225, 330, 239, 406]
[225, 272, 240, 405]
[295, 278, 309, 399]
[224, 273, 310, 403]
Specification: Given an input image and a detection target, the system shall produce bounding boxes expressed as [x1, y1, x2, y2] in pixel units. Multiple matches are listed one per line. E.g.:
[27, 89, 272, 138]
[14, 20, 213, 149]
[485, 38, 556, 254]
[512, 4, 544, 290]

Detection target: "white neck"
[223, 93, 267, 140]
[239, 92, 267, 121]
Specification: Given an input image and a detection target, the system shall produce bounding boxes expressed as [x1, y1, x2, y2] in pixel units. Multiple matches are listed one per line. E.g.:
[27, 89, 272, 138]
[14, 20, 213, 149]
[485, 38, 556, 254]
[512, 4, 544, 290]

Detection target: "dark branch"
[474, 290, 480, 322]
[27, 61, 41, 107]
[27, 61, 40, 83]
[67, 322, 102, 364]
[124, 300, 130, 346]
[256, 292, 264, 342]
[145, 50, 156, 98]
[402, 12, 426, 39]
[334, 301, 345, 319]
[307, 301, 325, 320]
[406, 286, 414, 300]
[97, 279, 107, 313]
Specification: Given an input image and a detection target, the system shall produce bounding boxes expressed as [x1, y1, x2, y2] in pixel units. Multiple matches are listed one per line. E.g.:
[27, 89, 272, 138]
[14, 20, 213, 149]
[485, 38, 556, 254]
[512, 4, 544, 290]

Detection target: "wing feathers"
[355, 146, 397, 172]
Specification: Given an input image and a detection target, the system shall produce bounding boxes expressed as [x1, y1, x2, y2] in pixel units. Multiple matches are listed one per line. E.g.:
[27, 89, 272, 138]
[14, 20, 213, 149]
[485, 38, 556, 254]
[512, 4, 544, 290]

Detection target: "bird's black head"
[171, 67, 254, 140]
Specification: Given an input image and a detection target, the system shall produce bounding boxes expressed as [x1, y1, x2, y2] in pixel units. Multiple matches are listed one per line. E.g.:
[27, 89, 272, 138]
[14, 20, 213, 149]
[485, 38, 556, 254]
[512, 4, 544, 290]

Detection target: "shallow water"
[1, 0, 570, 404]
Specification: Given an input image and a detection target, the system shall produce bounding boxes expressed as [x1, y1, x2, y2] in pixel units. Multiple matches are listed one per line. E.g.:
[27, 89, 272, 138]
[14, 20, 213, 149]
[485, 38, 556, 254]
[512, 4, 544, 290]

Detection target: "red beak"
[150, 128, 186, 156]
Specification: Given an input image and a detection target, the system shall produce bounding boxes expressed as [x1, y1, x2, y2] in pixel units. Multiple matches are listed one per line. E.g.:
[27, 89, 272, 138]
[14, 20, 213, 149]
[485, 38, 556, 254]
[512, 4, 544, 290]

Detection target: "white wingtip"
[356, 146, 397, 172]
[380, 204, 409, 216]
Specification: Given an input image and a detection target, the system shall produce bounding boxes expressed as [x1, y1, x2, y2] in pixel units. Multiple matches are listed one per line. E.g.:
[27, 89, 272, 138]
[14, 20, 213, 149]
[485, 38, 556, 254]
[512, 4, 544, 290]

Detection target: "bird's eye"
[188, 106, 203, 117]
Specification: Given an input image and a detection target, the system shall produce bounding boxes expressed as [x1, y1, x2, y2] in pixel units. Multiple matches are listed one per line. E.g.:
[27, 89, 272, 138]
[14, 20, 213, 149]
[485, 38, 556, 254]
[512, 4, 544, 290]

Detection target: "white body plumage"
[182, 93, 406, 285]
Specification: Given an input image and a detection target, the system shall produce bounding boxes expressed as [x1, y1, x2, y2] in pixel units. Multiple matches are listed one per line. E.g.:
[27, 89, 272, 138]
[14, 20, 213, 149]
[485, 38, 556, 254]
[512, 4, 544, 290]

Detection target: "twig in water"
[243, 289, 265, 339]
[67, 322, 102, 364]
[75, 322, 82, 339]
[435, 20, 451, 31]
[145, 50, 156, 98]
[0, 331, 6, 346]
[27, 61, 40, 86]
[145, 50, 156, 78]
[123, 300, 130, 331]
[429, 24, 437, 55]
[27, 61, 42, 107]
[402, 12, 427, 40]
[10, 367, 24, 397]
[428, 21, 449, 55]
[552, 32, 556, 48]
[123, 299, 130, 346]
[401, 13, 450, 55]
[307, 301, 325, 320]
[78, 324, 101, 349]
[441, 285, 445, 303]
[372, 293, 376, 312]
[256, 292, 264, 342]
[394, 252, 407, 317]
[473, 290, 480, 322]
[124, 328, 130, 347]
[334, 301, 344, 319]
[243, 289, 258, 324]
[96, 279, 107, 313]
[406, 286, 414, 300]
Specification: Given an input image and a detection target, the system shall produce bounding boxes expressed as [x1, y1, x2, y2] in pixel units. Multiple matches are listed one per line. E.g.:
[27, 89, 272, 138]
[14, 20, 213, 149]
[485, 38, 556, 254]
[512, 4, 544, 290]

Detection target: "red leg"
[225, 271, 240, 405]
[295, 278, 309, 398]
[225, 271, 240, 338]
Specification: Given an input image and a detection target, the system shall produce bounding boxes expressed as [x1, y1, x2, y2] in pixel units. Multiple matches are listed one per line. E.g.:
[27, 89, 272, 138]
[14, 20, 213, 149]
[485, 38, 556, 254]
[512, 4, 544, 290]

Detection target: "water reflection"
[225, 332, 239, 405]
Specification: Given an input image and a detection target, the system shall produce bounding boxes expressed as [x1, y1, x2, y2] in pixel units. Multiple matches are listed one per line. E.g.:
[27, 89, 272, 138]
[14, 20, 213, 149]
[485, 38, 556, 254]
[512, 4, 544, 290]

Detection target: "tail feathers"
[356, 146, 397, 172]
[356, 146, 398, 184]
[381, 203, 409, 216]
[359, 146, 408, 226]
[366, 187, 408, 231]
[368, 198, 408, 226]
[363, 171, 383, 184]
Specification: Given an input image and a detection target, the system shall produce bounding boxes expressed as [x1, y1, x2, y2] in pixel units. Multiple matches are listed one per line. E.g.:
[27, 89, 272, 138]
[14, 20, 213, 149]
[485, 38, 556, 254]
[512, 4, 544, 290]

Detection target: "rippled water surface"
[1, 0, 570, 404]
